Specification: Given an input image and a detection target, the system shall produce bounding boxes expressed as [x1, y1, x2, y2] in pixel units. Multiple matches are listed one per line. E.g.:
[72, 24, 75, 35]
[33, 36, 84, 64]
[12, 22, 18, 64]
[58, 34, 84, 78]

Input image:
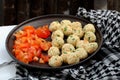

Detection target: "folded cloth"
[14, 7, 120, 80]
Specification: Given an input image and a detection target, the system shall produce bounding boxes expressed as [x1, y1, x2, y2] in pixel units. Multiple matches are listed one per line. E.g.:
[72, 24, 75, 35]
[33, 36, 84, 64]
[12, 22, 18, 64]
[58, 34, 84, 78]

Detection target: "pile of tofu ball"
[47, 20, 98, 67]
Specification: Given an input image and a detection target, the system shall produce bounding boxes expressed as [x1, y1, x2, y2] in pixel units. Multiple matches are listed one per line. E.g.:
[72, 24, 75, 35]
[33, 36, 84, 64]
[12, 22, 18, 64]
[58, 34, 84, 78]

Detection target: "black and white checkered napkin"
[14, 7, 120, 80]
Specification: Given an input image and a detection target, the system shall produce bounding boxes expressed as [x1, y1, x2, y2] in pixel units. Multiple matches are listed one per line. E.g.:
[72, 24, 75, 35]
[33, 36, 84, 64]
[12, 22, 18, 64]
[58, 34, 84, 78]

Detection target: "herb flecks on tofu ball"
[52, 37, 64, 49]
[49, 21, 61, 32]
[67, 34, 80, 46]
[74, 48, 88, 60]
[84, 42, 98, 54]
[48, 46, 60, 57]
[70, 21, 82, 30]
[67, 53, 79, 65]
[51, 30, 64, 40]
[76, 40, 89, 49]
[61, 25, 73, 36]
[49, 55, 63, 67]
[61, 20, 71, 26]
[84, 31, 96, 42]
[61, 52, 71, 63]
[83, 24, 95, 33]
[62, 43, 75, 54]
[73, 28, 84, 38]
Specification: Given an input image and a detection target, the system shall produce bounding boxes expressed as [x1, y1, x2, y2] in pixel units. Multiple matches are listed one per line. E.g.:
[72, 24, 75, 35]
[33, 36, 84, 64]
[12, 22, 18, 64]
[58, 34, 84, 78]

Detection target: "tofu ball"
[84, 42, 98, 54]
[74, 48, 88, 60]
[52, 37, 64, 49]
[84, 31, 96, 42]
[67, 34, 80, 46]
[70, 21, 82, 30]
[62, 43, 75, 54]
[76, 40, 89, 49]
[61, 20, 71, 26]
[67, 53, 79, 65]
[51, 30, 64, 40]
[48, 55, 63, 67]
[48, 46, 60, 57]
[83, 24, 95, 33]
[61, 52, 71, 63]
[73, 28, 84, 38]
[61, 25, 73, 36]
[49, 21, 61, 32]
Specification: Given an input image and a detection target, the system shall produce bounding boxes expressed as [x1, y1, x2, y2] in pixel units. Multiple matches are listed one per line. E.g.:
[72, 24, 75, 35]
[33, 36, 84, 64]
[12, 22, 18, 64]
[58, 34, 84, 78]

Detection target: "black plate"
[6, 14, 103, 70]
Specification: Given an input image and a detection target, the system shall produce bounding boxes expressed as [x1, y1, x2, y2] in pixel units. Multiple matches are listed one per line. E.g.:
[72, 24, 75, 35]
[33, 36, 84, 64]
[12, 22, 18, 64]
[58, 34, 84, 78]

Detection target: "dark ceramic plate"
[6, 14, 103, 70]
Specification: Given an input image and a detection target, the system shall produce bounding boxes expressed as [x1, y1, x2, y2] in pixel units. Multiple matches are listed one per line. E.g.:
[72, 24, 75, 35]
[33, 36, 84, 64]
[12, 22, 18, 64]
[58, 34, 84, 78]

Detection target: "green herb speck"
[64, 27, 67, 31]
[64, 52, 67, 54]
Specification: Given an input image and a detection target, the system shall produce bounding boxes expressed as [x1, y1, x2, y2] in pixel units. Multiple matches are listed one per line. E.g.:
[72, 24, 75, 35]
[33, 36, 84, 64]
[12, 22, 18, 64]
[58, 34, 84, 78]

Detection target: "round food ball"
[51, 30, 64, 40]
[61, 25, 73, 36]
[49, 21, 61, 32]
[73, 28, 84, 38]
[62, 43, 75, 54]
[67, 53, 79, 65]
[83, 24, 95, 33]
[67, 34, 80, 46]
[76, 40, 89, 49]
[48, 46, 60, 57]
[84, 31, 96, 42]
[84, 42, 98, 54]
[61, 52, 71, 63]
[74, 48, 88, 60]
[70, 21, 82, 30]
[48, 55, 63, 67]
[61, 20, 71, 26]
[52, 37, 64, 49]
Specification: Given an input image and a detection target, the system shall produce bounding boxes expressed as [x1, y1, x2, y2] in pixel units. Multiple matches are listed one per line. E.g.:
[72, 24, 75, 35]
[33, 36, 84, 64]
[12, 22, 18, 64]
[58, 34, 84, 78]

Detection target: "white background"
[0, 26, 16, 80]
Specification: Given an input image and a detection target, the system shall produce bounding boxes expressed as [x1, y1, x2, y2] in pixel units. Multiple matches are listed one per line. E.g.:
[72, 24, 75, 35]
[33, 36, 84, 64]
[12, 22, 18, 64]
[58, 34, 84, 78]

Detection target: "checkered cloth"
[14, 7, 120, 80]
